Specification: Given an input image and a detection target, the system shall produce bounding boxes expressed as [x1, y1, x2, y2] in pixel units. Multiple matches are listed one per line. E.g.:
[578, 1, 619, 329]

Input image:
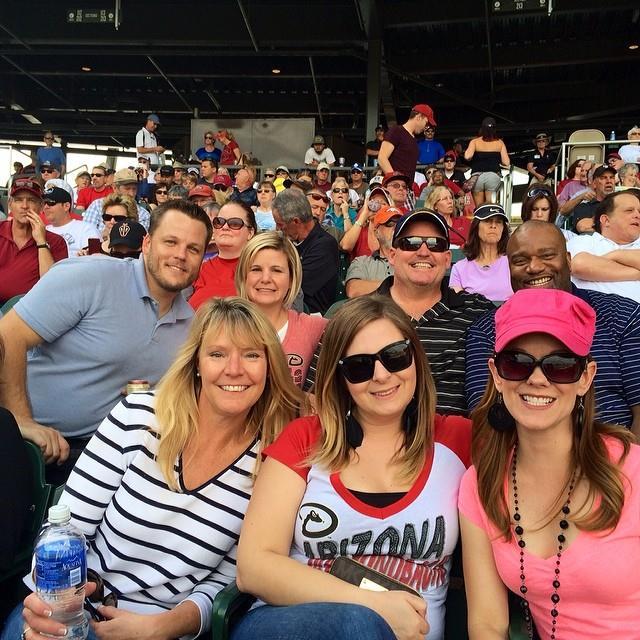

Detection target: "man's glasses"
[527, 186, 553, 199]
[494, 351, 587, 384]
[332, 188, 349, 194]
[43, 200, 60, 206]
[339, 339, 413, 384]
[204, 136, 213, 140]
[44, 136, 54, 140]
[257, 189, 274, 194]
[155, 189, 168, 195]
[91, 173, 105, 178]
[102, 213, 128, 223]
[387, 182, 408, 189]
[41, 168, 56, 174]
[213, 184, 227, 191]
[444, 158, 455, 162]
[393, 235, 449, 253]
[212, 216, 248, 230]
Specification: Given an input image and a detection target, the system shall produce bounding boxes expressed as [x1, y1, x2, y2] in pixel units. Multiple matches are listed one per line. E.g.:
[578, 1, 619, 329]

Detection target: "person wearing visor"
[458, 288, 639, 639]
[108, 220, 146, 259]
[450, 204, 513, 301]
[235, 294, 471, 640]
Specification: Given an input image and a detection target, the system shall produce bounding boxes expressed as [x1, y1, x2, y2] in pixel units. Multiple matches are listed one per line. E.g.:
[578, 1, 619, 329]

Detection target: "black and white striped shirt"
[62, 393, 257, 639]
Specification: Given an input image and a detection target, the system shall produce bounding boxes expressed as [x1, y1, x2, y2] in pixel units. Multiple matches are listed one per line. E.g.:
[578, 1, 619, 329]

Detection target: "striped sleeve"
[464, 309, 497, 411]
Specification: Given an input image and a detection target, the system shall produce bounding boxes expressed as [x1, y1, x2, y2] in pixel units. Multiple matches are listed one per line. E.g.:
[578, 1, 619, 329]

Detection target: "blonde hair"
[235, 232, 302, 309]
[311, 295, 436, 483]
[424, 186, 454, 212]
[154, 297, 305, 490]
[472, 371, 633, 540]
[331, 177, 349, 190]
[102, 193, 138, 220]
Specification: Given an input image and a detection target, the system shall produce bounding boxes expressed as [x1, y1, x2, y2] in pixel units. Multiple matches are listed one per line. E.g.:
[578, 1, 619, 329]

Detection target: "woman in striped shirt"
[10, 298, 304, 640]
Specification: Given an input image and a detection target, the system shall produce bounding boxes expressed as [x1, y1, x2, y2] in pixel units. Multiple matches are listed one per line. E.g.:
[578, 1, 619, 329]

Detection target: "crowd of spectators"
[1, 108, 640, 640]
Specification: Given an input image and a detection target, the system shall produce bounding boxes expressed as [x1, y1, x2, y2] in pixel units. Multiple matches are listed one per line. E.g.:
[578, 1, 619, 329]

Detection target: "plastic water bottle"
[610, 130, 616, 141]
[34, 504, 89, 639]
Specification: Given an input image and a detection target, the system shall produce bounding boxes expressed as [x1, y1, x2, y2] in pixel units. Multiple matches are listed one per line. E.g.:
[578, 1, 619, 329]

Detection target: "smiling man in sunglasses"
[75, 164, 114, 213]
[465, 219, 640, 435]
[82, 168, 150, 232]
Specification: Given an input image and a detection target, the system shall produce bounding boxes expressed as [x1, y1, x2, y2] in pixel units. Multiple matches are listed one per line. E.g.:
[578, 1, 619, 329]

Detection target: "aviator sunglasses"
[494, 351, 587, 384]
[339, 339, 413, 384]
[212, 216, 248, 230]
[393, 236, 449, 253]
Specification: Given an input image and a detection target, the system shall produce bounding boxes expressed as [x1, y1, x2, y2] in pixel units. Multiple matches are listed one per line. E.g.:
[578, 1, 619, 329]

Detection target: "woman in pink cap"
[458, 288, 639, 639]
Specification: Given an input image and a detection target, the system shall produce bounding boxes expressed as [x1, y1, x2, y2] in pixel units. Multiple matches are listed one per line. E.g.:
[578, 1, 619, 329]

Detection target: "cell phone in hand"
[87, 238, 102, 255]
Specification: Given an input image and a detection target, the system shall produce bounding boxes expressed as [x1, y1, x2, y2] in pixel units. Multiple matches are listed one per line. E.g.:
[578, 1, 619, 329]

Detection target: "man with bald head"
[465, 220, 640, 435]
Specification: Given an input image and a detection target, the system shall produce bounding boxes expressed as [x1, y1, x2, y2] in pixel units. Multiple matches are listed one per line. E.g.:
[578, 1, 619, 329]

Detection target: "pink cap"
[188, 185, 212, 199]
[213, 174, 232, 188]
[494, 289, 596, 356]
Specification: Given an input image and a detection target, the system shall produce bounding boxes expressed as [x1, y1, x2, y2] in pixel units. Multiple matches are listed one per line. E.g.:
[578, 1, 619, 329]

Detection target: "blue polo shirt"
[15, 255, 194, 438]
[36, 147, 66, 173]
[464, 286, 640, 427]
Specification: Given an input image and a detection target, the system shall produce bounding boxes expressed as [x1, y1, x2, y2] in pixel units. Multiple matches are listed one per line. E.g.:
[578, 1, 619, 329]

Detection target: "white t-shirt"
[617, 144, 640, 165]
[304, 146, 336, 165]
[46, 219, 101, 256]
[136, 127, 160, 165]
[567, 232, 640, 302]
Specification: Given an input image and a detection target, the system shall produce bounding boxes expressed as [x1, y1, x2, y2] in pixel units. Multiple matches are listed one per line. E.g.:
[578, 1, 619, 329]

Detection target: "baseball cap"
[317, 162, 330, 172]
[351, 163, 364, 173]
[482, 117, 496, 128]
[383, 171, 412, 188]
[606, 151, 622, 160]
[44, 179, 74, 203]
[494, 289, 596, 356]
[375, 124, 384, 132]
[444, 150, 457, 160]
[369, 175, 384, 186]
[276, 165, 290, 175]
[42, 186, 72, 205]
[412, 104, 437, 126]
[10, 177, 42, 199]
[109, 220, 147, 250]
[188, 185, 213, 199]
[368, 186, 392, 203]
[147, 114, 161, 124]
[114, 168, 138, 185]
[172, 161, 187, 169]
[213, 174, 232, 189]
[474, 203, 509, 222]
[535, 133, 549, 141]
[40, 160, 60, 172]
[313, 135, 325, 145]
[159, 166, 175, 176]
[374, 205, 403, 227]
[392, 209, 450, 246]
[593, 165, 616, 179]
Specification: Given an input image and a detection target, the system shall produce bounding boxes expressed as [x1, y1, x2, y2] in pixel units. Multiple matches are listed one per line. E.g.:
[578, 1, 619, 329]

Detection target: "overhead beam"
[147, 56, 193, 111]
[236, 0, 259, 52]
[308, 57, 323, 127]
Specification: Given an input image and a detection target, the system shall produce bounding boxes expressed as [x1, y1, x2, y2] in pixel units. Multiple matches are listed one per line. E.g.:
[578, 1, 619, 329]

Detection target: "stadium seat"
[567, 129, 606, 166]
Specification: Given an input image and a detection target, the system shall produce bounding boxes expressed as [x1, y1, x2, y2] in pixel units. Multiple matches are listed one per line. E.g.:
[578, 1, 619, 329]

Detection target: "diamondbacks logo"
[118, 222, 131, 237]
[299, 503, 338, 538]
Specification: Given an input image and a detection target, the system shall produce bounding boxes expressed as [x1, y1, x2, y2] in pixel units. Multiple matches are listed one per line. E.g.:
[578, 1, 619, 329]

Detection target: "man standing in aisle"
[136, 114, 164, 167]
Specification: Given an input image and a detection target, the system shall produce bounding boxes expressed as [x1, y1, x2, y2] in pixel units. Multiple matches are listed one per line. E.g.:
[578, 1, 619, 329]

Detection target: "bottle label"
[35, 539, 87, 592]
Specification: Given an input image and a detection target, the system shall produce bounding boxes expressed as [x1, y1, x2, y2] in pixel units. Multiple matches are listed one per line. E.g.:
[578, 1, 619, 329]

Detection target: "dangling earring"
[575, 395, 585, 430]
[402, 396, 418, 439]
[487, 393, 516, 432]
[195, 371, 201, 377]
[345, 408, 364, 449]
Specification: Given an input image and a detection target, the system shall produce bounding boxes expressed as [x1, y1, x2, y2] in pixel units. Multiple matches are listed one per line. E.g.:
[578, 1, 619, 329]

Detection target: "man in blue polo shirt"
[0, 200, 212, 481]
[465, 221, 640, 435]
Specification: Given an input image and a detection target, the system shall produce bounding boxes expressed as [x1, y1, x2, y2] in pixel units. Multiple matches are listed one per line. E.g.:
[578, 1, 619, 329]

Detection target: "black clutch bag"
[329, 556, 421, 598]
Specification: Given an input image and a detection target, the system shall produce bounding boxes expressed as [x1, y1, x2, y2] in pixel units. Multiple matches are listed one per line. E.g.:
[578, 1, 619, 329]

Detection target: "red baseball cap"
[494, 289, 596, 356]
[213, 174, 232, 189]
[412, 104, 437, 126]
[10, 177, 43, 199]
[188, 185, 213, 199]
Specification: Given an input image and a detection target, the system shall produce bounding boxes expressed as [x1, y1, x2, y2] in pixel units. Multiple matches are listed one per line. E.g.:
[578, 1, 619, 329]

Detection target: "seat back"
[0, 294, 24, 317]
[567, 129, 606, 166]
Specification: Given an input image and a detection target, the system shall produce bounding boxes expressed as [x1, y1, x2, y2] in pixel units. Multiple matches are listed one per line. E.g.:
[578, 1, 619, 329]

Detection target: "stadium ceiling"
[0, 0, 639, 155]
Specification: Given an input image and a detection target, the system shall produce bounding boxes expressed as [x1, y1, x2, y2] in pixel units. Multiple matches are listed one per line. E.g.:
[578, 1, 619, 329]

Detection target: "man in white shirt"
[43, 186, 100, 256]
[136, 114, 164, 166]
[568, 191, 640, 302]
[304, 135, 336, 167]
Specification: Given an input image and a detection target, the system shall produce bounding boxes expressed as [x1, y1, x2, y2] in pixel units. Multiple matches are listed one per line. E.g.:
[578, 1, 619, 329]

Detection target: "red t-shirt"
[188, 256, 239, 309]
[76, 185, 114, 210]
[220, 141, 239, 166]
[0, 221, 68, 304]
[385, 125, 419, 180]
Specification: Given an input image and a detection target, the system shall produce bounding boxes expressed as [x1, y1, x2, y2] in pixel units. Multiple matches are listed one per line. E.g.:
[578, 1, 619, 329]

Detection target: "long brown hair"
[472, 372, 633, 540]
[463, 216, 510, 260]
[310, 295, 436, 483]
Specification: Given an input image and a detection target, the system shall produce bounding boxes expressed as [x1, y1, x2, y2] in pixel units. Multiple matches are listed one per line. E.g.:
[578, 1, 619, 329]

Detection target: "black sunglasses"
[213, 184, 227, 191]
[212, 216, 247, 230]
[527, 186, 553, 199]
[257, 189, 274, 194]
[494, 351, 587, 384]
[110, 250, 141, 259]
[41, 168, 56, 173]
[84, 569, 117, 622]
[393, 236, 449, 253]
[332, 188, 349, 194]
[155, 189, 168, 195]
[264, 173, 275, 178]
[102, 213, 128, 223]
[339, 339, 413, 384]
[91, 173, 105, 178]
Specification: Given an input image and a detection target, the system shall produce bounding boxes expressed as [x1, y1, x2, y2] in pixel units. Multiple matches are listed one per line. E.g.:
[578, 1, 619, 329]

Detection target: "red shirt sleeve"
[46, 231, 69, 261]
[433, 413, 472, 468]
[263, 415, 323, 480]
[76, 187, 90, 209]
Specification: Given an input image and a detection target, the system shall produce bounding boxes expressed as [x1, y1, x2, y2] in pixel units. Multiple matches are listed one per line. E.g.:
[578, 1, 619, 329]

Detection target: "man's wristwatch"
[36, 243, 51, 250]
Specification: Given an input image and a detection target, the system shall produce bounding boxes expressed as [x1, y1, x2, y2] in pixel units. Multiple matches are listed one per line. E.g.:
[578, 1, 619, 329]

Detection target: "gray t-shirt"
[16, 255, 194, 438]
[345, 252, 394, 284]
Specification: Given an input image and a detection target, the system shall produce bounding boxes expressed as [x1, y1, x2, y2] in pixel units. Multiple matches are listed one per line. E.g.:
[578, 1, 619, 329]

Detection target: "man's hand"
[19, 418, 69, 464]
[25, 209, 47, 245]
[156, 146, 165, 154]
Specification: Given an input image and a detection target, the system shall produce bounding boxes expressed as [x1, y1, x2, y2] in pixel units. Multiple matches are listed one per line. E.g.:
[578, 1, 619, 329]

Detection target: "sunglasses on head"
[394, 235, 449, 253]
[494, 351, 587, 384]
[333, 188, 349, 194]
[91, 173, 105, 178]
[102, 213, 128, 223]
[339, 339, 413, 384]
[527, 186, 553, 199]
[212, 216, 247, 230]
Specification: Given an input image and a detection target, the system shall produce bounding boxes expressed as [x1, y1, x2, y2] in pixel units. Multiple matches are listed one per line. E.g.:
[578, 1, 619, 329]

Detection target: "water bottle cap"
[48, 504, 71, 524]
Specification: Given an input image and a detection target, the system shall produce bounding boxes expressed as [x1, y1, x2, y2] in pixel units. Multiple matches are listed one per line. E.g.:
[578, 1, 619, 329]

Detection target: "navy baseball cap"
[392, 209, 450, 246]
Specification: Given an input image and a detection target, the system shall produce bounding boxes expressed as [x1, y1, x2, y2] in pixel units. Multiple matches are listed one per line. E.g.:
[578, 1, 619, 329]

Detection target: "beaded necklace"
[511, 445, 577, 640]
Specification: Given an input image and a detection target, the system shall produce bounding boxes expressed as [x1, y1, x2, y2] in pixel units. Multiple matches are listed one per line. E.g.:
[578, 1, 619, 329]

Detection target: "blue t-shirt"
[417, 140, 445, 165]
[15, 256, 194, 438]
[36, 147, 66, 172]
[195, 147, 222, 162]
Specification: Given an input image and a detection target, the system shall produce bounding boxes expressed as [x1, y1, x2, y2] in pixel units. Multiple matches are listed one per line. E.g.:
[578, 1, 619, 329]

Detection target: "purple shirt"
[449, 255, 513, 302]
